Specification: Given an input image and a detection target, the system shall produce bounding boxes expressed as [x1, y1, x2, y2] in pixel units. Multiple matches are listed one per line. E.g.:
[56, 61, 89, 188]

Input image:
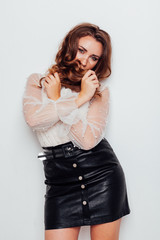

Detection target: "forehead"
[78, 36, 103, 56]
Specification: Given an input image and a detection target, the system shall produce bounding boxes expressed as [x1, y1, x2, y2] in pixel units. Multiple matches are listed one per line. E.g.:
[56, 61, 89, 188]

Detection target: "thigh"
[90, 218, 122, 240]
[45, 226, 81, 240]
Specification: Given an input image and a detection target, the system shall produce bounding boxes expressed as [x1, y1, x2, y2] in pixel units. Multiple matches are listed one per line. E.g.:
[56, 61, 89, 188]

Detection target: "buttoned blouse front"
[22, 73, 110, 150]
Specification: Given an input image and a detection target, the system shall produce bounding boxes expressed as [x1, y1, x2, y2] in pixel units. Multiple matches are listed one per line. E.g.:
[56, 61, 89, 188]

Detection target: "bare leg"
[45, 226, 81, 240]
[90, 218, 122, 240]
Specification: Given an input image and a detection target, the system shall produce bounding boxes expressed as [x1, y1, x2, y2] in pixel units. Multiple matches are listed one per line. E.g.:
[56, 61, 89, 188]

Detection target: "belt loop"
[52, 149, 55, 159]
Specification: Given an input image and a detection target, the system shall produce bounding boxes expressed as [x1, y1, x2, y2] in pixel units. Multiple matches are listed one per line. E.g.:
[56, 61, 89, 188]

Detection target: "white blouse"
[22, 73, 110, 150]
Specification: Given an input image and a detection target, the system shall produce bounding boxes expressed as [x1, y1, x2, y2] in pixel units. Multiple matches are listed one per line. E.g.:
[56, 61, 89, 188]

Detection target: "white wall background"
[0, 0, 159, 239]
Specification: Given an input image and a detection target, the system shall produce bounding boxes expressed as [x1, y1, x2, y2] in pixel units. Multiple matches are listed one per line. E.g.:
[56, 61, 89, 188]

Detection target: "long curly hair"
[38, 22, 112, 98]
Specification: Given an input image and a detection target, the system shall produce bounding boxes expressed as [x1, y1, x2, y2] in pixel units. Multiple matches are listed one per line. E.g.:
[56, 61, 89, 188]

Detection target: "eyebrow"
[79, 45, 101, 58]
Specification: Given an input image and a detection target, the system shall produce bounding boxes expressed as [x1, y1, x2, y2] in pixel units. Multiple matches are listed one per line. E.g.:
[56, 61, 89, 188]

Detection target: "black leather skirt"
[39, 138, 130, 230]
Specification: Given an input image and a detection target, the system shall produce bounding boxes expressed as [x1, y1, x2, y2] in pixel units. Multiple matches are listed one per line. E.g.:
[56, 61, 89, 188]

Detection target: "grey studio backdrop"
[0, 0, 159, 239]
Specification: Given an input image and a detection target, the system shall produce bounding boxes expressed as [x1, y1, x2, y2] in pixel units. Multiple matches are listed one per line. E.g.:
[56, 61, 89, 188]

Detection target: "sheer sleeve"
[67, 86, 110, 150]
[22, 73, 79, 131]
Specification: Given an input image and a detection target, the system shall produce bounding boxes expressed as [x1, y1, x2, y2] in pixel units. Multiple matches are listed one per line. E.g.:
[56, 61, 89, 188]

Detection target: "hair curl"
[38, 22, 112, 98]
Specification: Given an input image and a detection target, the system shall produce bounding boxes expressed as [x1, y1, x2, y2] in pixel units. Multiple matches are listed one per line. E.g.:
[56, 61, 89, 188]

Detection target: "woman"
[23, 22, 130, 240]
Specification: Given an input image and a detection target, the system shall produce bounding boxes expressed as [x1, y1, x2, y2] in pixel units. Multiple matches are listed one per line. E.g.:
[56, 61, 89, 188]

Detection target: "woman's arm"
[67, 87, 110, 150]
[22, 73, 80, 131]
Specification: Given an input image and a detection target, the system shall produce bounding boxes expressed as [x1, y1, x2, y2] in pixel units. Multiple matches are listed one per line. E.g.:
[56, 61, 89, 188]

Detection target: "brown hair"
[39, 22, 112, 97]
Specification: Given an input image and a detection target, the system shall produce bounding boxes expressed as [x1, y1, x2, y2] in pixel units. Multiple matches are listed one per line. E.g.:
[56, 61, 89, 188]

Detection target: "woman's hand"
[79, 70, 100, 101]
[75, 70, 100, 107]
[43, 72, 61, 101]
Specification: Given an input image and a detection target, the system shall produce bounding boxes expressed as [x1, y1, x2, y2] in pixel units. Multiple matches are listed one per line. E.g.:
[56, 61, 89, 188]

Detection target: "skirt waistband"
[38, 141, 85, 160]
[37, 139, 109, 161]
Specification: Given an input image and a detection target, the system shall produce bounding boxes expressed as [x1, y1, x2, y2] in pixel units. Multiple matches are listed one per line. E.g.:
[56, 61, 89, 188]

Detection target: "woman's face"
[75, 35, 103, 70]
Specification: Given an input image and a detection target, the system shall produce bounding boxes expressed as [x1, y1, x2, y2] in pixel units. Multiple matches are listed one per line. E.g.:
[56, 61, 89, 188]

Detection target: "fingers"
[45, 74, 53, 84]
[54, 72, 60, 81]
[83, 70, 96, 79]
[92, 79, 99, 84]
[82, 70, 99, 87]
[48, 74, 55, 81]
[83, 70, 98, 83]
[87, 74, 99, 85]
[88, 74, 97, 80]
[45, 76, 51, 84]
[92, 80, 100, 89]
[45, 72, 60, 84]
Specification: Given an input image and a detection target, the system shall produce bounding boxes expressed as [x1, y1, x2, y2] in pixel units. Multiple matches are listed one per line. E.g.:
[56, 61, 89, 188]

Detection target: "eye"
[91, 56, 99, 61]
[78, 48, 84, 53]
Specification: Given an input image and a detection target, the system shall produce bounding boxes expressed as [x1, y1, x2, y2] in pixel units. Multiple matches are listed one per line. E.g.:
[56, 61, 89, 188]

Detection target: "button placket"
[81, 183, 90, 223]
[78, 174, 88, 208]
[72, 157, 90, 222]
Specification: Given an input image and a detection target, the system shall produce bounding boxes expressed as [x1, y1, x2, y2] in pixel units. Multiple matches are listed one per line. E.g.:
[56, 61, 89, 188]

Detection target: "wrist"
[75, 92, 89, 107]
[49, 94, 61, 101]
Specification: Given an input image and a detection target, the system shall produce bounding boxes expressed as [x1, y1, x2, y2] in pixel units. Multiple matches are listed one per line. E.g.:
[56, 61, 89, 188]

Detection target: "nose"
[81, 57, 88, 67]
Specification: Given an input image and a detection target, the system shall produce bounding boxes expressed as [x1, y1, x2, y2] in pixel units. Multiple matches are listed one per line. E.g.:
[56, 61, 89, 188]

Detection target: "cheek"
[75, 52, 81, 60]
[89, 61, 97, 68]
[87, 63, 96, 70]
